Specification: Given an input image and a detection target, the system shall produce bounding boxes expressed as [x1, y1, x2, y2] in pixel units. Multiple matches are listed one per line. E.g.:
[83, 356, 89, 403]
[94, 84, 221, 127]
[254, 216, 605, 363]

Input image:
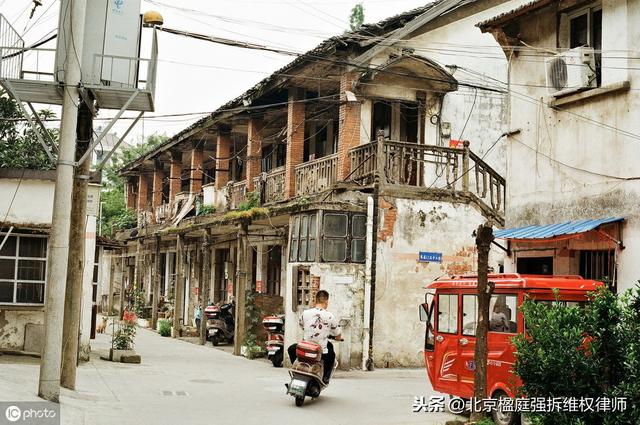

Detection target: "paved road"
[0, 326, 463, 425]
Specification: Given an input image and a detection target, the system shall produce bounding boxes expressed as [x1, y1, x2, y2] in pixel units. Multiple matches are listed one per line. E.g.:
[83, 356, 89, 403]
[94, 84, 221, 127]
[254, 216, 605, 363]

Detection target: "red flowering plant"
[113, 309, 138, 350]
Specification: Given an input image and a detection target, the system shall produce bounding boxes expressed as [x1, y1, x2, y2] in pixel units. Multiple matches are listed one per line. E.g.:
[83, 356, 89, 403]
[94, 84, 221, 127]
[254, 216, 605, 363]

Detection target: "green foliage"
[223, 207, 269, 222]
[348, 3, 365, 32]
[158, 319, 171, 337]
[197, 204, 216, 216]
[242, 290, 263, 358]
[0, 94, 58, 170]
[100, 134, 167, 236]
[113, 312, 138, 350]
[474, 419, 495, 425]
[237, 190, 261, 211]
[513, 284, 640, 425]
[131, 286, 146, 317]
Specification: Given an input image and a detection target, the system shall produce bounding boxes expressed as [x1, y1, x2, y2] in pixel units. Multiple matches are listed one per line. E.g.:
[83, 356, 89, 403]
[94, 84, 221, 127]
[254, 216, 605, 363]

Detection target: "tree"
[100, 134, 167, 236]
[0, 93, 58, 170]
[349, 3, 365, 32]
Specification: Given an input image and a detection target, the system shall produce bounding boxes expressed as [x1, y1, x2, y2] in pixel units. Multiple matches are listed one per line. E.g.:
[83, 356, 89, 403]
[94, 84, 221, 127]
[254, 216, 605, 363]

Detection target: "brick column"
[246, 117, 263, 192]
[137, 174, 149, 211]
[169, 151, 182, 203]
[215, 130, 231, 190]
[125, 178, 136, 210]
[284, 88, 305, 198]
[151, 168, 164, 223]
[336, 72, 361, 180]
[189, 147, 203, 194]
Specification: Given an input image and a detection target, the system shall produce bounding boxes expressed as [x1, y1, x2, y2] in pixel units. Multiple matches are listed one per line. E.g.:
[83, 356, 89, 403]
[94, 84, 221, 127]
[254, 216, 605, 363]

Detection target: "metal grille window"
[579, 249, 616, 290]
[289, 213, 317, 262]
[0, 235, 47, 305]
[293, 266, 312, 309]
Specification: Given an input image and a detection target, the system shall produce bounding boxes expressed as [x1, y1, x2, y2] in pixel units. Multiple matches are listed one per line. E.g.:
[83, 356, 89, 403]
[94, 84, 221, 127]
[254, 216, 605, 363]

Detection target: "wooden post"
[107, 254, 116, 316]
[200, 229, 212, 345]
[471, 222, 494, 421]
[375, 129, 386, 185]
[462, 140, 471, 194]
[174, 235, 185, 337]
[233, 224, 249, 356]
[152, 235, 161, 330]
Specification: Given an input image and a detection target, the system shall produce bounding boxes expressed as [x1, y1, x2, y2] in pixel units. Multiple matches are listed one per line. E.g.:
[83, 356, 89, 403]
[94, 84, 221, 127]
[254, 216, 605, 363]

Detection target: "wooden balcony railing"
[229, 180, 247, 210]
[254, 167, 286, 204]
[295, 154, 338, 197]
[348, 137, 506, 217]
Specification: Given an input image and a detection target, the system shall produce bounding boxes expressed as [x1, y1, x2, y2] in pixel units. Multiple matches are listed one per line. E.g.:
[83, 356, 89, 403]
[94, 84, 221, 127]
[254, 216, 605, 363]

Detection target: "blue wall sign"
[419, 252, 443, 263]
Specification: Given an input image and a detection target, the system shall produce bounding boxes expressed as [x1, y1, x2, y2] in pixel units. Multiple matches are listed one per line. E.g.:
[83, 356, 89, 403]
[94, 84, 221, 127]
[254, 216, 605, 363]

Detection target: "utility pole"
[471, 222, 494, 421]
[200, 229, 212, 345]
[38, 0, 87, 402]
[60, 94, 93, 390]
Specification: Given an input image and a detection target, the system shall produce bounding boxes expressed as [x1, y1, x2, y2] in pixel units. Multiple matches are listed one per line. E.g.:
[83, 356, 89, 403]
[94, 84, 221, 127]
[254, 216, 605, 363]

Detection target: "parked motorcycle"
[205, 301, 235, 346]
[286, 339, 338, 407]
[262, 315, 285, 367]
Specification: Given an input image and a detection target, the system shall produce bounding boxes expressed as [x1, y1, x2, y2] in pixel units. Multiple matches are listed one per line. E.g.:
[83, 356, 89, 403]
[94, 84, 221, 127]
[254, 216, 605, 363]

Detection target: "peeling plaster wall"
[505, 0, 640, 292]
[284, 262, 365, 370]
[0, 309, 44, 350]
[373, 197, 502, 367]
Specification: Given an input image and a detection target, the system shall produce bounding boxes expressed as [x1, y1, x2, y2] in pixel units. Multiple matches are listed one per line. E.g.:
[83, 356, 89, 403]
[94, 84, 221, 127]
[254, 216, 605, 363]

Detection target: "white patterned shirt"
[299, 307, 342, 354]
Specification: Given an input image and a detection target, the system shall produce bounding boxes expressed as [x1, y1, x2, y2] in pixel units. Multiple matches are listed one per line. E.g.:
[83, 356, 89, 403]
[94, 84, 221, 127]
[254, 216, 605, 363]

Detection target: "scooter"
[205, 301, 234, 346]
[262, 315, 285, 367]
[286, 339, 338, 407]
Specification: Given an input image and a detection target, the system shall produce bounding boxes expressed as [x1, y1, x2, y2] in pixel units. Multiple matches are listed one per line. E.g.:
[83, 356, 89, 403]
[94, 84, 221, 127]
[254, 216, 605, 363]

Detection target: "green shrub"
[158, 319, 171, 337]
[237, 190, 260, 211]
[513, 285, 640, 425]
[197, 204, 216, 216]
[112, 208, 137, 230]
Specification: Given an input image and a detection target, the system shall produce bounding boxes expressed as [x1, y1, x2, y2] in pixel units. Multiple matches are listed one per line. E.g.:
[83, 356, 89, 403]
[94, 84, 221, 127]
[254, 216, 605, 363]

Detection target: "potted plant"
[109, 310, 141, 363]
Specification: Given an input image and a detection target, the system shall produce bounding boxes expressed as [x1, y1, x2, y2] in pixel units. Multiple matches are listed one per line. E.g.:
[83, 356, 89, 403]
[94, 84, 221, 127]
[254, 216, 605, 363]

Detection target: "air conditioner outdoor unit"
[545, 47, 596, 97]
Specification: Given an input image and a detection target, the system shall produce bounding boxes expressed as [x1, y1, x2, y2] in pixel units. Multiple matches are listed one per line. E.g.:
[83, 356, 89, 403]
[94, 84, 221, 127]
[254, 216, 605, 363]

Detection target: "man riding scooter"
[287, 290, 343, 385]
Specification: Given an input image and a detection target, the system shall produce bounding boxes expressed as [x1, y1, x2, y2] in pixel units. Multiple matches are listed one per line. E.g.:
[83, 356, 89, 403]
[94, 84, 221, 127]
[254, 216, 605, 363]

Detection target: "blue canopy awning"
[495, 217, 624, 240]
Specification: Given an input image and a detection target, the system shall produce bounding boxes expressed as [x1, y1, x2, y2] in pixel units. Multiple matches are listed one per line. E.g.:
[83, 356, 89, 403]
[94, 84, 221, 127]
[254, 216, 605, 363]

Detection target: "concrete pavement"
[0, 326, 464, 425]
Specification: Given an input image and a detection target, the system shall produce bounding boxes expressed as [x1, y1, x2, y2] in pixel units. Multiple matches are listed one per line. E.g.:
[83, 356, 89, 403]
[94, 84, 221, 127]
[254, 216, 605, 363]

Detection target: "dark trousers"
[288, 341, 335, 383]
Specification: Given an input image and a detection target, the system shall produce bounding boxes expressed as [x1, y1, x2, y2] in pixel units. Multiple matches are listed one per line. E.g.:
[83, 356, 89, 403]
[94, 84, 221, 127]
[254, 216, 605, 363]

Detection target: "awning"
[495, 217, 624, 241]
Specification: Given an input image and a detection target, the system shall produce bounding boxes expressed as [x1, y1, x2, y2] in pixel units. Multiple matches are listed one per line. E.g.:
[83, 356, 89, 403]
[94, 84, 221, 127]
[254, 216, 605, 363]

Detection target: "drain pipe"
[362, 196, 373, 371]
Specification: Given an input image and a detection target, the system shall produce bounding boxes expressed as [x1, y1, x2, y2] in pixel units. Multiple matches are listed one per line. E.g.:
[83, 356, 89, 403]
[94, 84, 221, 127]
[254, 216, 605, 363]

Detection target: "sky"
[1, 0, 432, 145]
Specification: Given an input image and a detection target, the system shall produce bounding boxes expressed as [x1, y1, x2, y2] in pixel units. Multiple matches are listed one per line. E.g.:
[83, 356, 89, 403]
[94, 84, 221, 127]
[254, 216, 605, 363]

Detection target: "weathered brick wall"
[189, 148, 203, 194]
[337, 72, 361, 180]
[215, 131, 231, 189]
[246, 118, 263, 191]
[137, 174, 149, 210]
[169, 155, 181, 201]
[284, 88, 305, 198]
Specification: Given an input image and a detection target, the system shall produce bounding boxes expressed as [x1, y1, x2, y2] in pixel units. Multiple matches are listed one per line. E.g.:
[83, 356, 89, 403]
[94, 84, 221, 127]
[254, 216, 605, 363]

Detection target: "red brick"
[137, 174, 149, 211]
[169, 153, 182, 202]
[337, 72, 361, 181]
[285, 88, 305, 198]
[189, 148, 203, 194]
[216, 131, 231, 190]
[246, 117, 263, 191]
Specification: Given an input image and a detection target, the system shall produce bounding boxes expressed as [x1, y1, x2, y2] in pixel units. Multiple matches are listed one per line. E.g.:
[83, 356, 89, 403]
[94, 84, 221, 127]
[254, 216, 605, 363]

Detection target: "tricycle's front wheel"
[491, 391, 519, 425]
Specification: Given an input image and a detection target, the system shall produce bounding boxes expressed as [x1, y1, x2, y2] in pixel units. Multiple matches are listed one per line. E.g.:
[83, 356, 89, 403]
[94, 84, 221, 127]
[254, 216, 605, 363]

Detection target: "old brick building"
[113, 0, 521, 367]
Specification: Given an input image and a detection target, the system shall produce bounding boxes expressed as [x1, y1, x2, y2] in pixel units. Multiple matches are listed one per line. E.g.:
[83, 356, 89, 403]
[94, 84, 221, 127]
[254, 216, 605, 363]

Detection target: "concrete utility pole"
[471, 222, 494, 421]
[233, 224, 248, 356]
[173, 234, 185, 337]
[60, 95, 93, 390]
[38, 0, 87, 402]
[199, 229, 212, 345]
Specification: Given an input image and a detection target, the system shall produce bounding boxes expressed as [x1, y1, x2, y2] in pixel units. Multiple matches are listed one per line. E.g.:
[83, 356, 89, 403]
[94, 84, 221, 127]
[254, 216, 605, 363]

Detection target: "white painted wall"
[504, 0, 640, 292]
[374, 197, 503, 367]
[0, 179, 55, 225]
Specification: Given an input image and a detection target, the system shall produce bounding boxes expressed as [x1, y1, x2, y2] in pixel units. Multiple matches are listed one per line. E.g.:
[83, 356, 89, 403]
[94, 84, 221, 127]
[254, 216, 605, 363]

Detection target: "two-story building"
[479, 0, 639, 293]
[115, 0, 533, 367]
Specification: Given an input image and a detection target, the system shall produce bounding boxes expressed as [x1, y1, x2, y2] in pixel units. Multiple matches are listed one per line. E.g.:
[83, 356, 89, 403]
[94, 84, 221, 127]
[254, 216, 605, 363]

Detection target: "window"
[322, 213, 366, 263]
[568, 6, 602, 85]
[371, 101, 419, 142]
[293, 266, 312, 309]
[0, 235, 47, 305]
[437, 294, 458, 334]
[462, 295, 478, 336]
[489, 294, 518, 333]
[289, 213, 317, 262]
[579, 249, 615, 290]
[290, 211, 366, 263]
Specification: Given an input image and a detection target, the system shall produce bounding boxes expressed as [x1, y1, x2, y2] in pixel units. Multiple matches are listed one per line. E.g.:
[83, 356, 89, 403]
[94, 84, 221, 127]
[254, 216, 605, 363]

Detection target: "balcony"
[229, 181, 247, 210]
[295, 154, 338, 197]
[349, 140, 505, 223]
[253, 167, 286, 204]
